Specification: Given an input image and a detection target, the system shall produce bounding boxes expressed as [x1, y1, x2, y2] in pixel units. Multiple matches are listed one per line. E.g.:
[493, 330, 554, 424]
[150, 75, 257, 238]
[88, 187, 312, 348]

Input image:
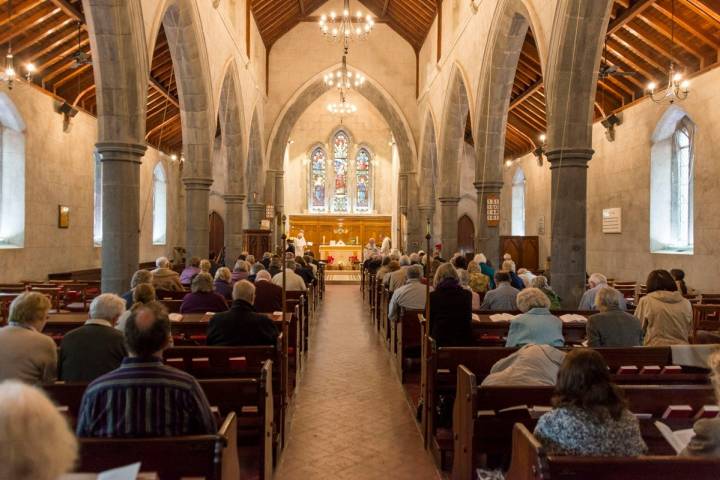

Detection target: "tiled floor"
[274, 284, 440, 480]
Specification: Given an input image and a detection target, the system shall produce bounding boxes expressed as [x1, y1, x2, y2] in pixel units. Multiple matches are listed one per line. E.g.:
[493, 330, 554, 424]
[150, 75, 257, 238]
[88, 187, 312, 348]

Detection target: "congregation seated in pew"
[120, 269, 153, 309]
[151, 256, 184, 292]
[0, 381, 77, 480]
[207, 280, 279, 346]
[0, 292, 57, 384]
[636, 269, 693, 346]
[213, 266, 233, 301]
[531, 275, 562, 310]
[506, 288, 564, 348]
[179, 256, 202, 286]
[457, 269, 481, 310]
[116, 283, 156, 333]
[76, 301, 216, 437]
[388, 264, 426, 322]
[579, 273, 627, 311]
[430, 263, 473, 347]
[480, 271, 519, 311]
[387, 255, 411, 291]
[59, 293, 127, 382]
[684, 350, 720, 456]
[587, 286, 644, 347]
[533, 349, 647, 456]
[481, 344, 565, 387]
[180, 272, 228, 314]
[272, 260, 307, 292]
[466, 260, 490, 294]
[232, 259, 251, 283]
[502, 260, 526, 291]
[294, 256, 316, 286]
[254, 270, 283, 313]
[248, 261, 265, 283]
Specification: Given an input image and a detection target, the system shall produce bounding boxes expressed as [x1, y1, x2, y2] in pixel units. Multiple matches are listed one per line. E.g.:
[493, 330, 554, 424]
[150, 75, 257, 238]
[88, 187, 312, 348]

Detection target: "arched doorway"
[209, 211, 224, 258]
[457, 214, 475, 255]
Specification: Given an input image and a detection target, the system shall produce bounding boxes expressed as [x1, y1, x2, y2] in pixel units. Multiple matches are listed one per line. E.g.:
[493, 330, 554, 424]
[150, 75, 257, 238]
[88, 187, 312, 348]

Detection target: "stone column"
[97, 142, 146, 294]
[547, 148, 593, 308]
[184, 177, 213, 262]
[417, 204, 435, 252]
[474, 180, 503, 267]
[438, 197, 460, 256]
[247, 203, 266, 230]
[224, 194, 246, 264]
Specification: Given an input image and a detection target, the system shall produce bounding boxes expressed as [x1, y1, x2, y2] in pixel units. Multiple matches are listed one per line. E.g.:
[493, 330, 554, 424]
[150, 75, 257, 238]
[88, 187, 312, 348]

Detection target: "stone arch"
[437, 63, 472, 254]
[82, 0, 149, 293]
[217, 60, 247, 262]
[154, 0, 216, 260]
[473, 0, 542, 265]
[419, 110, 438, 208]
[544, 0, 613, 307]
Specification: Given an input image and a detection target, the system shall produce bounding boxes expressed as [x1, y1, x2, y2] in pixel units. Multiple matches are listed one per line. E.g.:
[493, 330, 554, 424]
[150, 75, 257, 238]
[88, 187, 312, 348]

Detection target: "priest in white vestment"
[295, 230, 307, 257]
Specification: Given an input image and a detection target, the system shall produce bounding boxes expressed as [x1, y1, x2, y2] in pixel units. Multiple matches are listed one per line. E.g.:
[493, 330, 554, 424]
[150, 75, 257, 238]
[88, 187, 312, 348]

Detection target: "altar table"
[318, 245, 362, 266]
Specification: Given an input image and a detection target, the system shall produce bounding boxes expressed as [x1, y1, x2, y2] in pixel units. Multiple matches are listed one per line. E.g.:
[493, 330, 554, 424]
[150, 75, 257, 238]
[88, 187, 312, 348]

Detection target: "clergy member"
[364, 238, 379, 260]
[295, 230, 307, 257]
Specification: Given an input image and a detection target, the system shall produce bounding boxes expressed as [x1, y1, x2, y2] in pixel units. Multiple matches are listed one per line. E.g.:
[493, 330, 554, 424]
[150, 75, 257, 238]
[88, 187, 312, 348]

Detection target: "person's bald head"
[124, 301, 171, 358]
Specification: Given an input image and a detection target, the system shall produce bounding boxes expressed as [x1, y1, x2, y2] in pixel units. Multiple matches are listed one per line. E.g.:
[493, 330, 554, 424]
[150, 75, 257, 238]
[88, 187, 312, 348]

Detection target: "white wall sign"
[602, 208, 622, 234]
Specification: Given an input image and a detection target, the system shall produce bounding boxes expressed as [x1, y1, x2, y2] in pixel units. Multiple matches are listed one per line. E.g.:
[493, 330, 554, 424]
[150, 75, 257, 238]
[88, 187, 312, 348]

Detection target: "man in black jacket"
[206, 280, 279, 346]
[59, 294, 127, 382]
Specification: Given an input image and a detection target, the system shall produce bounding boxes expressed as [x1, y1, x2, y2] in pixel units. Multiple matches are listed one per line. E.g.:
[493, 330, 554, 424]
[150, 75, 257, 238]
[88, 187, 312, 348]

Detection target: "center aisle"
[274, 284, 440, 480]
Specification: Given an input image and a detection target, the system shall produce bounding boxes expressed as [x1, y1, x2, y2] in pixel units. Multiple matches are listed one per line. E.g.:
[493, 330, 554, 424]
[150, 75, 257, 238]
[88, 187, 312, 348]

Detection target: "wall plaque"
[265, 205, 275, 220]
[486, 194, 500, 227]
[602, 208, 622, 234]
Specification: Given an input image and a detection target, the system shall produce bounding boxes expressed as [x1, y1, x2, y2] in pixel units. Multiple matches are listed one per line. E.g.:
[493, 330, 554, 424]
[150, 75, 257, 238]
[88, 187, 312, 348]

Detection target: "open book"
[488, 313, 516, 322]
[655, 421, 695, 454]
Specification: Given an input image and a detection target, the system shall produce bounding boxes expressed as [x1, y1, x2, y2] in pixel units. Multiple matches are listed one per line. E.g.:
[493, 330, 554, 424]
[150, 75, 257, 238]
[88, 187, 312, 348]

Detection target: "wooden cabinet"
[243, 230, 272, 261]
[499, 236, 539, 272]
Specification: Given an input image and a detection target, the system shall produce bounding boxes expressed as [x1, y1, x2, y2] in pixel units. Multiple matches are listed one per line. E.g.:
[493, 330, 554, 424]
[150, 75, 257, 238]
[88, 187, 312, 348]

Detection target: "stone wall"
[0, 83, 183, 282]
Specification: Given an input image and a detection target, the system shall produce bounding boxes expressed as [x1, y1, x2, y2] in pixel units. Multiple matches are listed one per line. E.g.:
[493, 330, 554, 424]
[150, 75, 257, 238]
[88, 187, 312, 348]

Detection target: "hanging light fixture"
[324, 55, 366, 91]
[646, 0, 689, 104]
[319, 0, 374, 43]
[326, 91, 358, 116]
[2, 0, 16, 89]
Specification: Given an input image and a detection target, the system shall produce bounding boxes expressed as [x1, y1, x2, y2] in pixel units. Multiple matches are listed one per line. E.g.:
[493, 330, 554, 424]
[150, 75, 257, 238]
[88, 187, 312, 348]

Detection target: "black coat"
[207, 300, 279, 346]
[429, 284, 473, 347]
[59, 324, 127, 382]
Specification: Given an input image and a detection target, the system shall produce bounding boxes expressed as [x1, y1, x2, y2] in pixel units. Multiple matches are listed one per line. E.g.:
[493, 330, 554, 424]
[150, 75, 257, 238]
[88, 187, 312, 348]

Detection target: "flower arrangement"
[349, 255, 359, 263]
[326, 255, 335, 265]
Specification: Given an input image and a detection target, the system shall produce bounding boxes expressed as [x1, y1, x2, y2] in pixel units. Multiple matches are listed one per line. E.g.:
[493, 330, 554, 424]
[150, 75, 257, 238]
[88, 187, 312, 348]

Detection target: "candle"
[322, 235, 326, 244]
[426, 219, 431, 235]
[356, 235, 359, 244]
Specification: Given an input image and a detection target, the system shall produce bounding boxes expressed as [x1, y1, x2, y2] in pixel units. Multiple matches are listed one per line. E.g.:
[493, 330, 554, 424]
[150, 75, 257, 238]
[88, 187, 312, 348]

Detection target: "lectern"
[243, 229, 272, 261]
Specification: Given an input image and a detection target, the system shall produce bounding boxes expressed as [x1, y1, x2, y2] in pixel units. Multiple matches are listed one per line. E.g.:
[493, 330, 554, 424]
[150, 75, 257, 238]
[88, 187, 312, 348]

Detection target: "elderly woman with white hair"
[214, 267, 234, 301]
[579, 272, 627, 311]
[180, 272, 229, 314]
[232, 259, 251, 283]
[430, 262, 473, 347]
[532, 275, 562, 310]
[0, 292, 57, 384]
[587, 287, 643, 347]
[458, 269, 481, 310]
[474, 253, 496, 288]
[506, 287, 564, 348]
[0, 381, 78, 480]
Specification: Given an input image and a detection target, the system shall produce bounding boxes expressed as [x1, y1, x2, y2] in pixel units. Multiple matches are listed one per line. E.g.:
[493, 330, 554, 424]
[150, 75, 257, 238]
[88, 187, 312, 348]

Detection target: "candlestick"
[426, 218, 430, 235]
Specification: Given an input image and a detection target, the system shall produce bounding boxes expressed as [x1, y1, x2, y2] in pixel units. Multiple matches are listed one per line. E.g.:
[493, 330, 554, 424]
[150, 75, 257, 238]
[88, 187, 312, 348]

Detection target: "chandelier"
[326, 94, 358, 115]
[324, 55, 366, 91]
[646, 0, 689, 105]
[2, 0, 15, 89]
[319, 0, 374, 43]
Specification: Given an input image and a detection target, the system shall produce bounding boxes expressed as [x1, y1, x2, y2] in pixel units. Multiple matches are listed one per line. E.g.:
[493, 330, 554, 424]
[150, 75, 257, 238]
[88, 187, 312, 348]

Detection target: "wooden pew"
[392, 309, 424, 383]
[45, 365, 274, 479]
[76, 412, 239, 480]
[505, 423, 720, 480]
[422, 339, 711, 469]
[452, 366, 716, 479]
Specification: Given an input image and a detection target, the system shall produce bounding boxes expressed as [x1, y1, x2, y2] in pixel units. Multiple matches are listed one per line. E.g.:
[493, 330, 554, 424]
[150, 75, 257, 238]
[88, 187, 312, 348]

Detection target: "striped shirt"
[76, 356, 216, 438]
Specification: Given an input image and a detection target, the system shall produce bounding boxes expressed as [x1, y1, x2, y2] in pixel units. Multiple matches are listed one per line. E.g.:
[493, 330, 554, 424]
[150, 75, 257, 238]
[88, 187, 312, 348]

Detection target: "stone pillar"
[547, 148, 593, 308]
[398, 172, 409, 252]
[247, 203, 266, 230]
[438, 197, 460, 256]
[97, 142, 146, 294]
[417, 204, 435, 252]
[224, 194, 246, 264]
[474, 180, 503, 267]
[184, 177, 213, 262]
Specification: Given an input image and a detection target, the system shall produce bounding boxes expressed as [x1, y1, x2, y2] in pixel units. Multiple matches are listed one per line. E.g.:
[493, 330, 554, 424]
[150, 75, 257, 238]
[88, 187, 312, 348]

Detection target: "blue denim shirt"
[505, 307, 564, 347]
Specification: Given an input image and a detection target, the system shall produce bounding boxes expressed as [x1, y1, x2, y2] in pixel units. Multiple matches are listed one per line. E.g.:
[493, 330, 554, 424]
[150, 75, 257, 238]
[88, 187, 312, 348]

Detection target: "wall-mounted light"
[533, 133, 546, 167]
[24, 63, 35, 81]
[504, 159, 513, 168]
[170, 154, 178, 162]
[601, 113, 622, 142]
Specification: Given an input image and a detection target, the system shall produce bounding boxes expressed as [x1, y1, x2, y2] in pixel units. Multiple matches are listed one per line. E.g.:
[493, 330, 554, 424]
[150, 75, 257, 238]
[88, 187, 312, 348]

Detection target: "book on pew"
[694, 405, 720, 420]
[639, 365, 662, 374]
[168, 313, 182, 322]
[559, 314, 587, 323]
[496, 405, 532, 419]
[655, 421, 695, 454]
[662, 405, 694, 419]
[661, 365, 683, 374]
[617, 365, 639, 374]
[488, 313, 515, 322]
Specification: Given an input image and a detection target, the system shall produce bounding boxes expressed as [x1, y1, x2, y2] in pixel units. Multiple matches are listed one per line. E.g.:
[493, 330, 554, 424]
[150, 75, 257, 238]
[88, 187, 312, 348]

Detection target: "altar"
[318, 244, 362, 266]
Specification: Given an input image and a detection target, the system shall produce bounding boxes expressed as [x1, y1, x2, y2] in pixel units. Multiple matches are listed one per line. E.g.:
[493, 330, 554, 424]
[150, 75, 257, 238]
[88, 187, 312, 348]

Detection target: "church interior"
[1, 0, 720, 479]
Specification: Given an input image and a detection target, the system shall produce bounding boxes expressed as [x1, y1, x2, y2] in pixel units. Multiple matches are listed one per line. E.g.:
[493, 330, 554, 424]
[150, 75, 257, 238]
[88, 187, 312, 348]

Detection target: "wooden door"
[500, 236, 539, 272]
[457, 214, 475, 255]
[209, 211, 225, 257]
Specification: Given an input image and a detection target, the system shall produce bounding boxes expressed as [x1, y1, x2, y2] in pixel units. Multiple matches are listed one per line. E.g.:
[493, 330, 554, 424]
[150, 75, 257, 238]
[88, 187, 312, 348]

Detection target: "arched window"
[0, 93, 25, 248]
[650, 109, 694, 253]
[511, 168, 525, 236]
[331, 130, 350, 213]
[308, 146, 327, 212]
[93, 152, 102, 245]
[152, 162, 167, 245]
[355, 147, 371, 212]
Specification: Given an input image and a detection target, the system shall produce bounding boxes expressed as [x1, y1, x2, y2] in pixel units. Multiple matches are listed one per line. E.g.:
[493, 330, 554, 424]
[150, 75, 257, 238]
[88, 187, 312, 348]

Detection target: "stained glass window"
[355, 148, 370, 212]
[332, 131, 349, 212]
[309, 147, 327, 212]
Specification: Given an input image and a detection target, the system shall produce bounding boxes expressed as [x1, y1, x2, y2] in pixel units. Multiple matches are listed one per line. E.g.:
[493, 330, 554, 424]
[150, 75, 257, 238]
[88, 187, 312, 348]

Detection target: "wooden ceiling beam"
[50, 62, 92, 87]
[149, 77, 180, 109]
[0, 0, 46, 28]
[619, 24, 692, 66]
[509, 79, 543, 110]
[635, 14, 706, 62]
[604, 42, 658, 81]
[12, 18, 74, 55]
[608, 35, 666, 72]
[382, 0, 390, 17]
[606, 0, 655, 36]
[0, 5, 61, 45]
[652, 3, 720, 48]
[25, 27, 81, 63]
[679, 0, 720, 25]
[47, 0, 84, 23]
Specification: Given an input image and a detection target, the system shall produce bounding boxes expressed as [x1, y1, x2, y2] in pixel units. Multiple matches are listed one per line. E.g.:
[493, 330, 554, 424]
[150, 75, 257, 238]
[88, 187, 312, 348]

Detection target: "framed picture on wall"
[58, 205, 70, 229]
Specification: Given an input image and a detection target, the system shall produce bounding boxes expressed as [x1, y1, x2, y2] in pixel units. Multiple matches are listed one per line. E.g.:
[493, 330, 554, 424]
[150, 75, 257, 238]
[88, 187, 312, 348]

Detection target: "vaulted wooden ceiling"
[2, 0, 719, 161]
